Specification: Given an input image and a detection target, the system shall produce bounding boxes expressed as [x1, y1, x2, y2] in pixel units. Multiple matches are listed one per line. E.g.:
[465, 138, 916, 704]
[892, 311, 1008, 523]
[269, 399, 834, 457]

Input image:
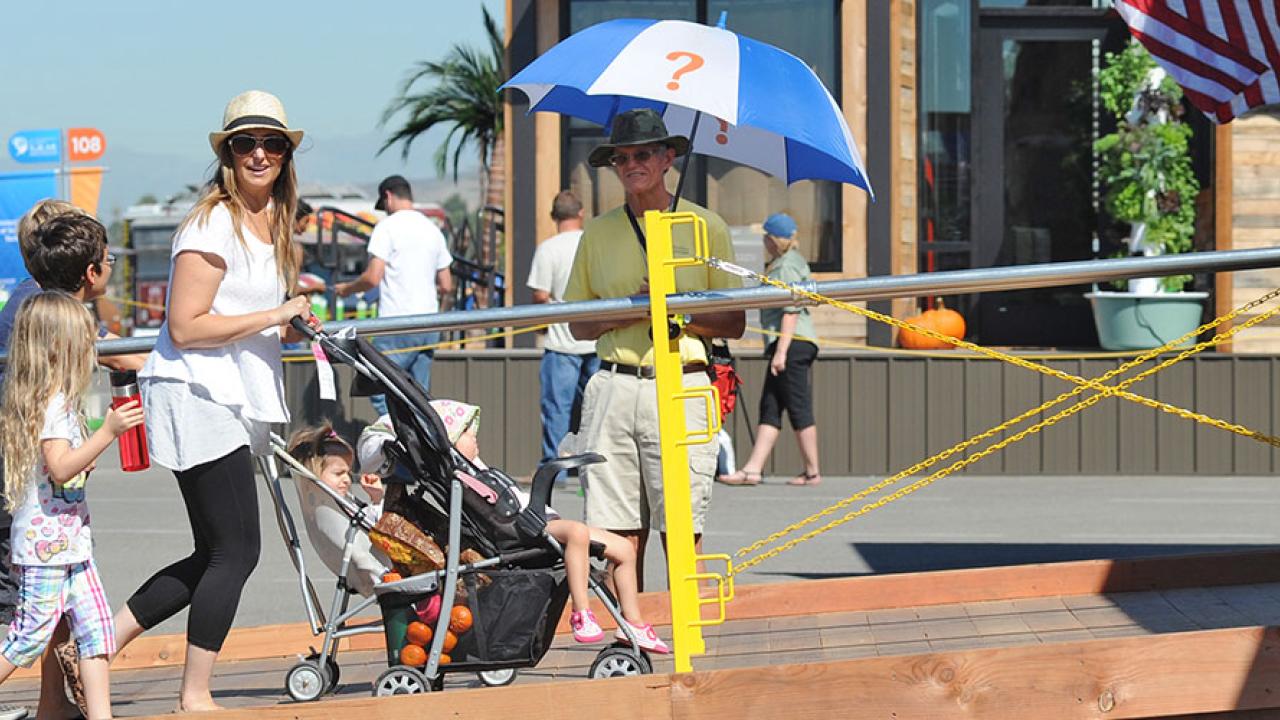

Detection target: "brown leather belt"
[602, 361, 707, 379]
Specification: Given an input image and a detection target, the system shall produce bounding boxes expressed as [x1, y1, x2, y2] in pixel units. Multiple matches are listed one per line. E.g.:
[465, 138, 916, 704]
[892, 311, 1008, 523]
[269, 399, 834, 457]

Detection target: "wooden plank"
[668, 627, 1280, 720]
[887, 358, 928, 472]
[1194, 357, 1234, 475]
[1118, 365, 1158, 475]
[852, 357, 889, 475]
[813, 355, 851, 475]
[1219, 122, 1234, 352]
[840, 0, 869, 282]
[24, 550, 1279, 681]
[1039, 360, 1080, 474]
[126, 626, 1280, 720]
[134, 672, 672, 720]
[963, 359, 1004, 475]
[1155, 359, 1195, 473]
[925, 359, 966, 463]
[1232, 356, 1273, 474]
[1079, 359, 1120, 474]
[1001, 365, 1043, 474]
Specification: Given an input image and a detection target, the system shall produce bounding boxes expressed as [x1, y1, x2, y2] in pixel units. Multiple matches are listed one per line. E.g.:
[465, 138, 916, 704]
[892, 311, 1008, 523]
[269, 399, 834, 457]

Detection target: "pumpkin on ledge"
[898, 300, 966, 350]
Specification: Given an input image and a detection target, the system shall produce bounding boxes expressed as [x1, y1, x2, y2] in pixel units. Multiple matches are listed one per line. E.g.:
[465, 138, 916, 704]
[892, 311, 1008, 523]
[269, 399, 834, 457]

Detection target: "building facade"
[505, 1, 1266, 351]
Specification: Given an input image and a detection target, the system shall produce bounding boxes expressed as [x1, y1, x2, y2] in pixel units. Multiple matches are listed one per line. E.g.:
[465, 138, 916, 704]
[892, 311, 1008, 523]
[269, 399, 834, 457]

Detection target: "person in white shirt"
[527, 191, 598, 478]
[115, 89, 315, 714]
[337, 175, 454, 414]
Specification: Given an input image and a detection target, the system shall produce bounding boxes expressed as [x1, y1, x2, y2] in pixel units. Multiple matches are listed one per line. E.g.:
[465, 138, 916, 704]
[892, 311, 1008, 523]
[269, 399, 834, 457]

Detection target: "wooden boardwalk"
[4, 551, 1280, 718]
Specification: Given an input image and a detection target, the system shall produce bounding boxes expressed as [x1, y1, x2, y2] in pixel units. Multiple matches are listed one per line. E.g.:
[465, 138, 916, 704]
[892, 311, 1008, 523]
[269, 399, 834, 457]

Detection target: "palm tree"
[380, 6, 505, 269]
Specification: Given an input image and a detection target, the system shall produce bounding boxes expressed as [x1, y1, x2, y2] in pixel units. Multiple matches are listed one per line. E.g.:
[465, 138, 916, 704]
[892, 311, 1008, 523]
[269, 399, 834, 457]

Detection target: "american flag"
[1114, 0, 1277, 123]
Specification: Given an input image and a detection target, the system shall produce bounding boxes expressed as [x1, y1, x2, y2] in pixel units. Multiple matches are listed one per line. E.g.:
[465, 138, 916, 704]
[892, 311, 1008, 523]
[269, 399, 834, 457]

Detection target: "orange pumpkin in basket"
[400, 643, 427, 666]
[898, 300, 966, 350]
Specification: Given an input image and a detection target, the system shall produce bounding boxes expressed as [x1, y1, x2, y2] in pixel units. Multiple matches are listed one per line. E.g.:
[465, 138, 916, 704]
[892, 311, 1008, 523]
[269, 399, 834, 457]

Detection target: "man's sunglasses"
[228, 134, 291, 157]
[608, 148, 661, 167]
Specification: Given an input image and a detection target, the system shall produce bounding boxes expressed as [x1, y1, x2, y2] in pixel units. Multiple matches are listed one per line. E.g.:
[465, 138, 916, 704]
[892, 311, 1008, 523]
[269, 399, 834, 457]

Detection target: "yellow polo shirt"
[564, 198, 742, 366]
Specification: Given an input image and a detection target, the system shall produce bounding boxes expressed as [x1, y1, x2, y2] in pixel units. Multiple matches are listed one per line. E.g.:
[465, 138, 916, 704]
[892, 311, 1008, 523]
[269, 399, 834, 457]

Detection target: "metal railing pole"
[70, 245, 1280, 360]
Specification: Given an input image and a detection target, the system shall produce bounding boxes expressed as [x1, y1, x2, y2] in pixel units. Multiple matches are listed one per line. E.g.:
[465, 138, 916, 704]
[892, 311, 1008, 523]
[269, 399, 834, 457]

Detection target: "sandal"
[787, 472, 822, 486]
[716, 470, 762, 486]
[54, 640, 87, 718]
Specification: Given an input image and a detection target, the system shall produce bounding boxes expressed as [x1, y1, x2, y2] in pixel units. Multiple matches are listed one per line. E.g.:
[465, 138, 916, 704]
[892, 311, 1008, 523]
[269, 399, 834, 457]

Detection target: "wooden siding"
[1230, 114, 1280, 353]
[285, 349, 1280, 477]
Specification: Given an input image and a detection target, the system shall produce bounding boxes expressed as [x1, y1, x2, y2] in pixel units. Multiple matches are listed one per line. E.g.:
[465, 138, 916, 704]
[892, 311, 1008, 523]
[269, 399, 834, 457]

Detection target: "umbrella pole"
[670, 110, 702, 211]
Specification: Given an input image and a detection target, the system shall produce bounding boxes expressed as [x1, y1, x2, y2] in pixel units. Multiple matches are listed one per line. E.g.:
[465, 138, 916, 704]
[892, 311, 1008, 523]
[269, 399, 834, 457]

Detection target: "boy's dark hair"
[27, 214, 108, 293]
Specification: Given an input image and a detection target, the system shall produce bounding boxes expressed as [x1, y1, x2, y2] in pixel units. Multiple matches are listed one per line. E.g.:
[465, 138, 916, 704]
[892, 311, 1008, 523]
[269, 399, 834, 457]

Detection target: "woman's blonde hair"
[182, 140, 300, 290]
[765, 233, 800, 263]
[0, 292, 96, 511]
[287, 421, 354, 479]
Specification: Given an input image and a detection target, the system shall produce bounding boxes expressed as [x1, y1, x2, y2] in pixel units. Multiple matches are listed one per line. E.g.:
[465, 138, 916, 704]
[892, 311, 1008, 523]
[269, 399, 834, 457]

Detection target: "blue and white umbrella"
[502, 17, 872, 197]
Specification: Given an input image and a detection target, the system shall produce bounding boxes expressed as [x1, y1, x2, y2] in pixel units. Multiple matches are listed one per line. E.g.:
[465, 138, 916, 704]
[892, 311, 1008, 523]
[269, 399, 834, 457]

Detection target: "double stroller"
[258, 323, 656, 700]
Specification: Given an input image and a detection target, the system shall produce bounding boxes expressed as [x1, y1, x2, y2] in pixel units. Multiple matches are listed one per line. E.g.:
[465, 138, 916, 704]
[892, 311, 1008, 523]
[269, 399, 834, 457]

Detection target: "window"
[918, 0, 973, 274]
[565, 0, 843, 270]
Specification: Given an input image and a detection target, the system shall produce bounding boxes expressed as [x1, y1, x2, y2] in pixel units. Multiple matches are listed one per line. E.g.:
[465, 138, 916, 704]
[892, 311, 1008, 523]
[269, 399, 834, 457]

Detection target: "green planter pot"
[1085, 291, 1208, 351]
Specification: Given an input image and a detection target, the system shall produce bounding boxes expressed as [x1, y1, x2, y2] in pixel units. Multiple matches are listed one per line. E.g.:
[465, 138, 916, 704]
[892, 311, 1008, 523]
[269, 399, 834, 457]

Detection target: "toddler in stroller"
[285, 424, 389, 597]
[360, 401, 667, 654]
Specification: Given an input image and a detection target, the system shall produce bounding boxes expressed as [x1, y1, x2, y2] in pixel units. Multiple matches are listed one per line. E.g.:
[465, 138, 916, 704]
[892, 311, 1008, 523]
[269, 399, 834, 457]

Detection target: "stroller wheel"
[285, 660, 328, 702]
[374, 665, 431, 697]
[304, 652, 341, 693]
[588, 646, 652, 679]
[477, 668, 517, 687]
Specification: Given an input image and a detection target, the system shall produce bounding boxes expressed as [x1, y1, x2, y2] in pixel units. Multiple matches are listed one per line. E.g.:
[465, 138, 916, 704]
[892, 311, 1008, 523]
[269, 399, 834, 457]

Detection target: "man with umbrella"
[565, 108, 745, 589]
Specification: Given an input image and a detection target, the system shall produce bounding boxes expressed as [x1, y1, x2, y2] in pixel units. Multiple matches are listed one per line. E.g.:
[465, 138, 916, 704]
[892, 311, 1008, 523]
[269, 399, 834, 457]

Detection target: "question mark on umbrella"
[666, 51, 704, 90]
[716, 119, 729, 145]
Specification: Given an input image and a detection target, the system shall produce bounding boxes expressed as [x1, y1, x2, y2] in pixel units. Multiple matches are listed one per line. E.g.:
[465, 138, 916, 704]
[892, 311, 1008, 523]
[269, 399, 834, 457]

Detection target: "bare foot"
[175, 698, 224, 714]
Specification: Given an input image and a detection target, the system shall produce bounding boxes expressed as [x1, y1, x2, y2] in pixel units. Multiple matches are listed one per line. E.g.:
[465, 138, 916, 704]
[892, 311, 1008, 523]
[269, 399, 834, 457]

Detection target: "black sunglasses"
[608, 148, 661, 167]
[228, 134, 291, 157]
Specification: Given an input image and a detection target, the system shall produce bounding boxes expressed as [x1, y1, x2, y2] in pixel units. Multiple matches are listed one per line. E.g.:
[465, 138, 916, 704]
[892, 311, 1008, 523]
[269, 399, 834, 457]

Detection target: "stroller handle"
[529, 453, 606, 519]
[290, 314, 320, 341]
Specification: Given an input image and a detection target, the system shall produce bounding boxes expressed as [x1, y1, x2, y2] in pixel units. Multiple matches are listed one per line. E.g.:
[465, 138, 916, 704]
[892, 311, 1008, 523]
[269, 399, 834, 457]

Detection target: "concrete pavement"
[82, 452, 1280, 635]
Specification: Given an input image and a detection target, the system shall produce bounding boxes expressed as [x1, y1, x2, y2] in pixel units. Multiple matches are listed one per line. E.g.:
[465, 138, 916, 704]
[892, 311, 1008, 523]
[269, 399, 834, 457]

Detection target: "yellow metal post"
[643, 209, 732, 672]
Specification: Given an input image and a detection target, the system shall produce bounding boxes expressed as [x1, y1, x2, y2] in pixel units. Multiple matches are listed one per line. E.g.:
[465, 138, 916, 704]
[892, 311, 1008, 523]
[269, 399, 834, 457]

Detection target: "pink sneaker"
[570, 610, 605, 643]
[615, 620, 670, 654]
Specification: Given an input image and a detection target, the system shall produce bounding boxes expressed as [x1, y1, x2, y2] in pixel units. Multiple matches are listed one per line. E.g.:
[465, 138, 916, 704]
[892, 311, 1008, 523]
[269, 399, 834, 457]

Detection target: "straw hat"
[207, 90, 304, 154]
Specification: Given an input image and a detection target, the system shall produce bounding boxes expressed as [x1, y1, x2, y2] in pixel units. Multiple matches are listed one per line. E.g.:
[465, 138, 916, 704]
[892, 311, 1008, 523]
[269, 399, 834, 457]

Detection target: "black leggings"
[126, 446, 260, 652]
[759, 340, 818, 430]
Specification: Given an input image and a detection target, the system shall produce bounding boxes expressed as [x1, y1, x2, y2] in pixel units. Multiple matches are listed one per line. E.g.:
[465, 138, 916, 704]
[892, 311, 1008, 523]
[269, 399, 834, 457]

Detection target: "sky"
[0, 0, 503, 218]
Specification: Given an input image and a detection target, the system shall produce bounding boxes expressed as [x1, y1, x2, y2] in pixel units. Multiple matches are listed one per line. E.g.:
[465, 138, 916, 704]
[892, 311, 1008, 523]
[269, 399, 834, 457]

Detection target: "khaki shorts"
[577, 368, 718, 533]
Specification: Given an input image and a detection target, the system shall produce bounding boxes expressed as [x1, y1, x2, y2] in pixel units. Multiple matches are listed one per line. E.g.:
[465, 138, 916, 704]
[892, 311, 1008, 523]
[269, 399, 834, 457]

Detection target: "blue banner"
[0, 170, 59, 294]
[8, 129, 62, 164]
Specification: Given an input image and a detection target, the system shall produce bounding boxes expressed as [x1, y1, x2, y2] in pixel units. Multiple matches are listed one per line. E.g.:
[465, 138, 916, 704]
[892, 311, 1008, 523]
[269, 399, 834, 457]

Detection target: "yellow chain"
[707, 258, 1280, 572]
[733, 297, 1280, 573]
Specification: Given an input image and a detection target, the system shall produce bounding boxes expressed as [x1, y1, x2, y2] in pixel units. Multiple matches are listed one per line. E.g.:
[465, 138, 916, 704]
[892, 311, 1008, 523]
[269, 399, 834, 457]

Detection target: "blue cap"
[762, 212, 797, 239]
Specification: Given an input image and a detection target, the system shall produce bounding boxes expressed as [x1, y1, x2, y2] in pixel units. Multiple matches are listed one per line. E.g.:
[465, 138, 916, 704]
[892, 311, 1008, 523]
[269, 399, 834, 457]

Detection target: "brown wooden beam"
[28, 550, 1275, 680]
[1215, 122, 1234, 352]
[126, 626, 1280, 720]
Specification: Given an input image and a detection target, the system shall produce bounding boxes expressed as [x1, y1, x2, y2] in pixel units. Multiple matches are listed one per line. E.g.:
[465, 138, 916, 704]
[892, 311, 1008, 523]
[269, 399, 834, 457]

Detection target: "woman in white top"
[111, 90, 314, 713]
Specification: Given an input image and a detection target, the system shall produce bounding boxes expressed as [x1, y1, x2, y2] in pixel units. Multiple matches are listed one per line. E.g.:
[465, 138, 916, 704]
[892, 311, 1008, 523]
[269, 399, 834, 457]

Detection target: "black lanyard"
[624, 204, 647, 253]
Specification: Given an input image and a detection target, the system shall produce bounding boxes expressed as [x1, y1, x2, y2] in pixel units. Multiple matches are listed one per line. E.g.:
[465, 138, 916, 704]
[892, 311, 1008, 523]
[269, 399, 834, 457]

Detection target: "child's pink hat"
[427, 399, 480, 445]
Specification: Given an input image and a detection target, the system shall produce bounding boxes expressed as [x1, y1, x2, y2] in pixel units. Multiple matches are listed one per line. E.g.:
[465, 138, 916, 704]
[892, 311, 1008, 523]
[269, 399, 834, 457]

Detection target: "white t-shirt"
[527, 230, 595, 355]
[367, 210, 453, 318]
[140, 203, 289, 469]
[11, 394, 92, 566]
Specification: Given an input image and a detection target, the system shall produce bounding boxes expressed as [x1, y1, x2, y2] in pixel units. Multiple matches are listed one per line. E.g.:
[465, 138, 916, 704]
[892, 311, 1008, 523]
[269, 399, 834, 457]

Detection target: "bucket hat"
[207, 90, 304, 155]
[587, 108, 689, 168]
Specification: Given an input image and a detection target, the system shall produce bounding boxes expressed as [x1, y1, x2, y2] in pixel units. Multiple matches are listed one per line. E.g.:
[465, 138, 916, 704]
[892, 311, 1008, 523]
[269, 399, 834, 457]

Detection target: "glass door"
[970, 18, 1124, 346]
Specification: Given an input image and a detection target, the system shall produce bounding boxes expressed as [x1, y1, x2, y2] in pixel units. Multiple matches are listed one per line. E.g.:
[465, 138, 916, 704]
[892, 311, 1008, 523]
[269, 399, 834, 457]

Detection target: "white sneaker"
[0, 704, 28, 720]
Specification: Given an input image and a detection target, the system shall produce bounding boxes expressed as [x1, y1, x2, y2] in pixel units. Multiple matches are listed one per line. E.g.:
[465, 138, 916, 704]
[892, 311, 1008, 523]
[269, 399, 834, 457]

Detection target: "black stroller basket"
[380, 567, 570, 671]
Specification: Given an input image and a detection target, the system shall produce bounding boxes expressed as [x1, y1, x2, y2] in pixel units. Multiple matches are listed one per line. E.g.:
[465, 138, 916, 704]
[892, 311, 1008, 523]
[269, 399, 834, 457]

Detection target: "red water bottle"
[110, 370, 150, 472]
